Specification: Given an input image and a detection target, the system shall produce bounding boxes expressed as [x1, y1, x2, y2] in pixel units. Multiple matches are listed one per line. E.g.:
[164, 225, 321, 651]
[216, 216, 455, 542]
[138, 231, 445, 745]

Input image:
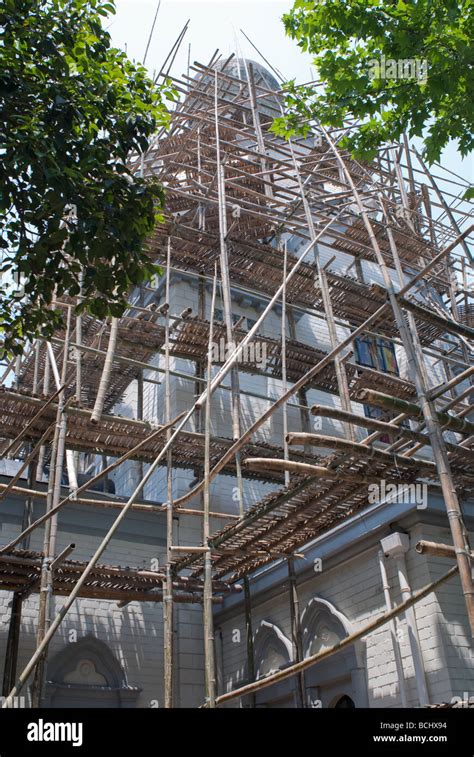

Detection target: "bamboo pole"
[31, 307, 72, 706]
[310, 403, 473, 459]
[281, 244, 290, 487]
[287, 556, 305, 708]
[163, 239, 174, 709]
[428, 365, 474, 401]
[355, 389, 474, 436]
[91, 316, 119, 424]
[415, 540, 467, 559]
[243, 457, 442, 488]
[0, 483, 237, 520]
[203, 264, 218, 707]
[75, 272, 83, 405]
[214, 69, 254, 707]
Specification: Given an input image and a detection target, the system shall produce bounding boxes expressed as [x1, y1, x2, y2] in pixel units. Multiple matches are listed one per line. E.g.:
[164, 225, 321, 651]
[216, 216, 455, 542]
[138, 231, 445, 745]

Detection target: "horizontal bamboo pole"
[244, 458, 330, 477]
[310, 404, 473, 459]
[356, 389, 474, 436]
[0, 483, 237, 520]
[415, 540, 473, 559]
[243, 457, 442, 488]
[50, 587, 223, 605]
[286, 433, 438, 473]
[214, 564, 459, 706]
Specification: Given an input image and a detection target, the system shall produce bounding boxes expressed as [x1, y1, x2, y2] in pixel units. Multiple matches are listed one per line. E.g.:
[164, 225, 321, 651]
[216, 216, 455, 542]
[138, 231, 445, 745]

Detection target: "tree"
[272, 0, 473, 189]
[0, 0, 176, 357]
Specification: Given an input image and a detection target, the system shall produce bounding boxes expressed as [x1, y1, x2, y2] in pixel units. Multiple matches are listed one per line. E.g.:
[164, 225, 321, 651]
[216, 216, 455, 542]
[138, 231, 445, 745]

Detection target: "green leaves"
[276, 0, 474, 180]
[0, 0, 173, 358]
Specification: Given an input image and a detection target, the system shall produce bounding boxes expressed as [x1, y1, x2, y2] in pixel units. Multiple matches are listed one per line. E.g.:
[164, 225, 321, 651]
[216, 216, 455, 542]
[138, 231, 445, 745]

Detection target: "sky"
[109, 0, 473, 186]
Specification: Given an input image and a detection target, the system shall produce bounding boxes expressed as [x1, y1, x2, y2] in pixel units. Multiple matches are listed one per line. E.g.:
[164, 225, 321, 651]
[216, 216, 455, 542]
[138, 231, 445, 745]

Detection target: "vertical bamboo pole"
[402, 135, 421, 234]
[1, 450, 36, 697]
[281, 245, 290, 487]
[36, 342, 51, 480]
[245, 62, 273, 202]
[287, 308, 312, 447]
[203, 265, 218, 707]
[91, 316, 119, 424]
[31, 307, 72, 706]
[287, 556, 305, 708]
[32, 341, 41, 395]
[286, 136, 356, 441]
[75, 271, 83, 406]
[163, 239, 174, 708]
[214, 68, 255, 706]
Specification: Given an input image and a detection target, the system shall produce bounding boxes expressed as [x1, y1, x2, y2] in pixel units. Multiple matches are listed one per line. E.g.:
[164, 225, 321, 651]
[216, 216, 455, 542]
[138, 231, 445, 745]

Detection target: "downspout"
[380, 533, 429, 706]
[378, 550, 408, 708]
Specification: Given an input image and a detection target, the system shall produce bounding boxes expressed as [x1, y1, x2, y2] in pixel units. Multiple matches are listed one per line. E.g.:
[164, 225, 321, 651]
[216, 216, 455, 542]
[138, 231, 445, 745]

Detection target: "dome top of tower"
[212, 57, 280, 93]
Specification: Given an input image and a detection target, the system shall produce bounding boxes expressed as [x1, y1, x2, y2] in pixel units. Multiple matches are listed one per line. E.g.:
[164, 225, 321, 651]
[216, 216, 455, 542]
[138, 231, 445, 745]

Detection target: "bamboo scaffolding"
[166, 230, 471, 526]
[317, 122, 474, 633]
[1, 52, 473, 708]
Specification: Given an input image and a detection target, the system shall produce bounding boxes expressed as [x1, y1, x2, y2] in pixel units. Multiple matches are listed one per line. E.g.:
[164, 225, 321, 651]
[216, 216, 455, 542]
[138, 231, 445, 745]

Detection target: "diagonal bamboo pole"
[214, 565, 459, 706]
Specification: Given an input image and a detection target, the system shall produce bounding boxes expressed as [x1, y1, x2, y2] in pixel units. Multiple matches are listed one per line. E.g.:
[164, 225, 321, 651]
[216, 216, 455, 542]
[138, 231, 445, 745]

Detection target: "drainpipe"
[378, 550, 408, 708]
[380, 533, 429, 707]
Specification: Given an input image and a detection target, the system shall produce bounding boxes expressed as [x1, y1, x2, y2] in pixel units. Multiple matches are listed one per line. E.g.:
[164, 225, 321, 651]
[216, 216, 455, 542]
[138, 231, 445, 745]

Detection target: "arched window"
[301, 598, 351, 658]
[301, 598, 368, 708]
[253, 620, 292, 679]
[44, 635, 141, 708]
[251, 621, 295, 708]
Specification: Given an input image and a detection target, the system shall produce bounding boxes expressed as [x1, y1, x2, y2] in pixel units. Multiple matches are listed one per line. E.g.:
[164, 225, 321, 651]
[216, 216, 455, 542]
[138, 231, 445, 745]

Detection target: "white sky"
[110, 0, 473, 185]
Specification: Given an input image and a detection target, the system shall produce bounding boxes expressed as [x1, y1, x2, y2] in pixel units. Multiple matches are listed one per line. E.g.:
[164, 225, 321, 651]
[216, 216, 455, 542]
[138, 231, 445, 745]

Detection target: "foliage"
[0, 0, 176, 356]
[272, 0, 473, 192]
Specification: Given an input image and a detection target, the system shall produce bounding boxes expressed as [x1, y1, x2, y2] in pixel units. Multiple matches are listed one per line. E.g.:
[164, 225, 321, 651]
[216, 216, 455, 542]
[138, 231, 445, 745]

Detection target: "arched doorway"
[333, 694, 356, 708]
[43, 635, 141, 708]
